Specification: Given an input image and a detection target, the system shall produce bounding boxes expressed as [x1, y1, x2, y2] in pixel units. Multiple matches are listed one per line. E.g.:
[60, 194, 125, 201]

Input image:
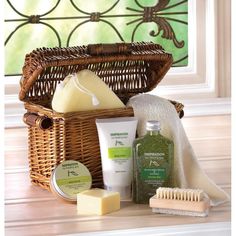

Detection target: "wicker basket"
[19, 42, 184, 190]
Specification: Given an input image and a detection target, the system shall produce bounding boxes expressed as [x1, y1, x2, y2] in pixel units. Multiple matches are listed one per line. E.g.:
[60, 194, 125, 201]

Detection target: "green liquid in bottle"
[132, 120, 174, 204]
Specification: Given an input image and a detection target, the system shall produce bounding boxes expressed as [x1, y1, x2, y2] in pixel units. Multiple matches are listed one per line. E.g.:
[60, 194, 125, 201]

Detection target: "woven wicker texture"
[20, 42, 172, 104]
[20, 42, 182, 190]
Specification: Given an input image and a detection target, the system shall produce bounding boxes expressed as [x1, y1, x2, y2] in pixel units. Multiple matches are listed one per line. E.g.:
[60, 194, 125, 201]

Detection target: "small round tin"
[50, 160, 92, 202]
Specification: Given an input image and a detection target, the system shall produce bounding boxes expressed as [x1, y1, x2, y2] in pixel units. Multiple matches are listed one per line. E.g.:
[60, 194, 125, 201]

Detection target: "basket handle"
[87, 43, 132, 56]
[170, 100, 184, 119]
[23, 113, 53, 130]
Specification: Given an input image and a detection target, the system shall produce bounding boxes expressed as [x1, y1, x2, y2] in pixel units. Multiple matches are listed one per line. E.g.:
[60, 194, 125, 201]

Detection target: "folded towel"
[127, 94, 230, 206]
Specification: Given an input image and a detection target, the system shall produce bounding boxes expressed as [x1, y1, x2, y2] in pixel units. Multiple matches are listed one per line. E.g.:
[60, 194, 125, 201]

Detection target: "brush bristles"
[150, 188, 210, 217]
[156, 187, 204, 202]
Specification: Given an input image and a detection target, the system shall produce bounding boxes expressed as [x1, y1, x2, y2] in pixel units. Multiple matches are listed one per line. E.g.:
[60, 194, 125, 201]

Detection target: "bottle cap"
[50, 160, 92, 202]
[146, 120, 161, 131]
[104, 185, 131, 200]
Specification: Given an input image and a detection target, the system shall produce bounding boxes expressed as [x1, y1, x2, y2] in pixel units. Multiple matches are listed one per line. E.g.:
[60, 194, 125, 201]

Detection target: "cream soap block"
[52, 69, 125, 113]
[77, 188, 120, 215]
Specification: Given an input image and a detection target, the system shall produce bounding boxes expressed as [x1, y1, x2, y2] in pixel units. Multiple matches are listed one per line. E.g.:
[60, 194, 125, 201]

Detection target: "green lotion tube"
[96, 117, 138, 200]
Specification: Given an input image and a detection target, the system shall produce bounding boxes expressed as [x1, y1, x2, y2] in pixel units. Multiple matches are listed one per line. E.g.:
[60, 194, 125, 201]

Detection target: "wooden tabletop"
[5, 167, 230, 236]
[5, 115, 231, 235]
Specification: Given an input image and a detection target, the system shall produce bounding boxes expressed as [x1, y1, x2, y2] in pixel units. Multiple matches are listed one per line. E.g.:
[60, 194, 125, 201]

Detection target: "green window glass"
[4, 0, 188, 76]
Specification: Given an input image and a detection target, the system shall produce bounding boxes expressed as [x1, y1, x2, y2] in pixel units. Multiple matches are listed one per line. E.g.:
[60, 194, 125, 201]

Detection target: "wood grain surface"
[4, 115, 231, 236]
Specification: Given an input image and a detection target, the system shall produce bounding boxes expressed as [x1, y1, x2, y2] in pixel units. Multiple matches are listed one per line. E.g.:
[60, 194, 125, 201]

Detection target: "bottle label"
[108, 147, 132, 159]
[141, 168, 166, 180]
[140, 152, 169, 183]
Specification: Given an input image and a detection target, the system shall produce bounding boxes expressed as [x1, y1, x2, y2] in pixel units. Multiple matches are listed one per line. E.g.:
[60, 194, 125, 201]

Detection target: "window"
[159, 0, 231, 100]
[4, 0, 188, 76]
[4, 0, 231, 127]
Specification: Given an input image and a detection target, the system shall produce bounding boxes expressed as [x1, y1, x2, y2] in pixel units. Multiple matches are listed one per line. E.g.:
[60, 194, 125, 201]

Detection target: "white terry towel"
[127, 94, 230, 206]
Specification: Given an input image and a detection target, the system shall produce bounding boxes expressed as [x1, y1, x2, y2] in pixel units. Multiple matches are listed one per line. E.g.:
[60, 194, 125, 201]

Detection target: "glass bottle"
[132, 120, 174, 204]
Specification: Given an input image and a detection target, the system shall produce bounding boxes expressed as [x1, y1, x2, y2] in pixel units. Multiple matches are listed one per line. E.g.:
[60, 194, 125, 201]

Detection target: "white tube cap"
[105, 185, 131, 200]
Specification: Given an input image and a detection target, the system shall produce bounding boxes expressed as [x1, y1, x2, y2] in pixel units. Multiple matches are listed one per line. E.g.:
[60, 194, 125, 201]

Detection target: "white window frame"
[4, 0, 231, 128]
[151, 0, 231, 100]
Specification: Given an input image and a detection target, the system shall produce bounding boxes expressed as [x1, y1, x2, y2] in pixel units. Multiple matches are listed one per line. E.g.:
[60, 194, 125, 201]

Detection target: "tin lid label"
[51, 160, 92, 201]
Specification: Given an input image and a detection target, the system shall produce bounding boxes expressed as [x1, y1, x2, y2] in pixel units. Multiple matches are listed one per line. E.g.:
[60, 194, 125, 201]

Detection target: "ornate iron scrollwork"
[127, 0, 187, 48]
[4, 0, 188, 75]
[5, 0, 62, 46]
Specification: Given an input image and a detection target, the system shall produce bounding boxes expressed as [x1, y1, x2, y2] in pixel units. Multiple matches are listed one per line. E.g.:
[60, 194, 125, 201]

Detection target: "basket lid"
[19, 42, 173, 104]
